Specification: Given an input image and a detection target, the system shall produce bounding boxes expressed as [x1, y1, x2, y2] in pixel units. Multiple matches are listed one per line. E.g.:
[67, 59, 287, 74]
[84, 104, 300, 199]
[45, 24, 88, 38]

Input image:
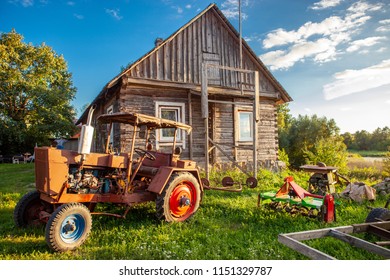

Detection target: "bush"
[303, 137, 348, 173]
[278, 148, 290, 167]
[347, 167, 382, 183]
[382, 148, 390, 177]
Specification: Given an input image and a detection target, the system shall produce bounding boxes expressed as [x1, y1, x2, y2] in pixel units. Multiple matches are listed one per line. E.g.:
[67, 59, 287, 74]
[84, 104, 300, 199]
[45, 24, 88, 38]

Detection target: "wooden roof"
[78, 3, 292, 124]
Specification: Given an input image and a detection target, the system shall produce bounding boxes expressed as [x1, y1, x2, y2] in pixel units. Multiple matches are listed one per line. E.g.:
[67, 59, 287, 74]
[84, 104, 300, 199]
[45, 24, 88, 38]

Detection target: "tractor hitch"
[202, 176, 258, 192]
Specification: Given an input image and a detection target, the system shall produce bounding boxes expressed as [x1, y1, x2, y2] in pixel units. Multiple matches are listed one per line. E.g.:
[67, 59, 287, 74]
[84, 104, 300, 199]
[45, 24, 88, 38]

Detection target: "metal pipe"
[172, 128, 178, 155]
[105, 122, 113, 153]
[126, 123, 138, 193]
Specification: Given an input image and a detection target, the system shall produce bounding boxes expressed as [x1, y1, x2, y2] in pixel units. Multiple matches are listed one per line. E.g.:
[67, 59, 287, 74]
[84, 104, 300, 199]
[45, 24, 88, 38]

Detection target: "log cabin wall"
[118, 87, 192, 159]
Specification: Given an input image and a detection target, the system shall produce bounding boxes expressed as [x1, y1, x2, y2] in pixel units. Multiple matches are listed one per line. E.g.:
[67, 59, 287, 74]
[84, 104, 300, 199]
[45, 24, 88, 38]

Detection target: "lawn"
[0, 163, 387, 260]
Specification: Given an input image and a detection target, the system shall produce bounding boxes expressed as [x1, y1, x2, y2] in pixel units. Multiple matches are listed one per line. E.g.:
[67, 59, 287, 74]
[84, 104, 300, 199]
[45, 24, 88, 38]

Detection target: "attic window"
[203, 53, 221, 86]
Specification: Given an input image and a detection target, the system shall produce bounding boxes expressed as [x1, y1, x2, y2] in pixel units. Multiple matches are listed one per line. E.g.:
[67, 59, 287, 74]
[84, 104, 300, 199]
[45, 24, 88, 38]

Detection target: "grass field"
[348, 150, 387, 158]
[0, 163, 388, 260]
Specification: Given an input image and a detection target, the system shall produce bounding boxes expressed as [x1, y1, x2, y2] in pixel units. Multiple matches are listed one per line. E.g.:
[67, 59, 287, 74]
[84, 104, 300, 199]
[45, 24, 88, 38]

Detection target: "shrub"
[278, 148, 290, 167]
[347, 167, 382, 183]
[303, 137, 348, 173]
[382, 148, 390, 177]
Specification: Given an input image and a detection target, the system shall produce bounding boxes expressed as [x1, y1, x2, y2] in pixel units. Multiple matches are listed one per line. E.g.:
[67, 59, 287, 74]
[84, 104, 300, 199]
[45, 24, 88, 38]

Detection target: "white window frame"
[155, 101, 186, 149]
[237, 109, 253, 142]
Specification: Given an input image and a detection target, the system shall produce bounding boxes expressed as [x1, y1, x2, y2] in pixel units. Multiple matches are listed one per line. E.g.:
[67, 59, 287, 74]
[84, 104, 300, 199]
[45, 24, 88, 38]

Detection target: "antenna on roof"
[239, 0, 243, 95]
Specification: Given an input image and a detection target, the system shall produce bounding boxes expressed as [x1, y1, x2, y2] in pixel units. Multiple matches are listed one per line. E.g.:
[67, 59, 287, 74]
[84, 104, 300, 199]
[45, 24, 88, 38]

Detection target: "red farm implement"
[259, 176, 336, 223]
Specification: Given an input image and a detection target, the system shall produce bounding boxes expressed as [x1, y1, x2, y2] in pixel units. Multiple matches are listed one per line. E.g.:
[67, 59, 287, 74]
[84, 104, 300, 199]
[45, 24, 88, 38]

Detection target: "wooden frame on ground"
[278, 221, 390, 260]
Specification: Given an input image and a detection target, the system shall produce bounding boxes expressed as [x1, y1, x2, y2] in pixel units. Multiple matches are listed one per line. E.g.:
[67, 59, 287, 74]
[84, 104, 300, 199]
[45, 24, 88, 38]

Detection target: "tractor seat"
[142, 151, 172, 167]
[131, 164, 159, 177]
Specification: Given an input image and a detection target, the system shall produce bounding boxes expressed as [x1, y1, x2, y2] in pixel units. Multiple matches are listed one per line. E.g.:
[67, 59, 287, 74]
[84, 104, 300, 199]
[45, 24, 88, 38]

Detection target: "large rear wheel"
[45, 203, 92, 252]
[156, 172, 201, 222]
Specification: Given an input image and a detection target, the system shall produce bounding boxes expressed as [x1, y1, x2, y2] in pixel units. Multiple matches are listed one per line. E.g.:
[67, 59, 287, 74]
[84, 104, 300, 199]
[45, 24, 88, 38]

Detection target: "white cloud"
[377, 19, 390, 32]
[74, 13, 84, 20]
[262, 28, 300, 49]
[221, 0, 249, 20]
[377, 26, 390, 32]
[347, 1, 382, 14]
[260, 1, 384, 70]
[261, 38, 339, 70]
[323, 59, 390, 100]
[310, 0, 343, 10]
[9, 0, 34, 7]
[185, 4, 191, 9]
[9, 0, 50, 6]
[105, 8, 123, 20]
[346, 36, 386, 52]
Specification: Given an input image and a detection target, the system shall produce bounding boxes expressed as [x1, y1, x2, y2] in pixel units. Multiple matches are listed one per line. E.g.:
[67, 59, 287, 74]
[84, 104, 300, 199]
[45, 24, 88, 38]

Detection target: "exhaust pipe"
[78, 105, 96, 158]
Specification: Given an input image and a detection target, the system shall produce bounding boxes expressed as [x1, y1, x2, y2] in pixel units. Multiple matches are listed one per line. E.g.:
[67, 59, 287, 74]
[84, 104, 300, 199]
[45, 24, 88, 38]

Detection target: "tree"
[354, 130, 371, 150]
[341, 132, 356, 150]
[277, 103, 293, 152]
[278, 110, 346, 168]
[0, 29, 76, 155]
[371, 127, 390, 151]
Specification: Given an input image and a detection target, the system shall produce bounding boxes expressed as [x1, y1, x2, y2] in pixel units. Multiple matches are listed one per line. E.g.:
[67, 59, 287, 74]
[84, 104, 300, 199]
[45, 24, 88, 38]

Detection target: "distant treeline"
[341, 127, 390, 151]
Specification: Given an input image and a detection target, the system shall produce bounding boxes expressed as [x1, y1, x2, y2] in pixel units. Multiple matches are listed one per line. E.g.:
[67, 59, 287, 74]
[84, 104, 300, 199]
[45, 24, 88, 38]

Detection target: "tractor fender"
[147, 167, 202, 195]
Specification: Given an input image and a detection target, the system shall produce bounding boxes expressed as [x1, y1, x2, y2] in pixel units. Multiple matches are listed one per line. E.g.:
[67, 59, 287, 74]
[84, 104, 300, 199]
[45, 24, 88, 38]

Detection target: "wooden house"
[78, 3, 292, 173]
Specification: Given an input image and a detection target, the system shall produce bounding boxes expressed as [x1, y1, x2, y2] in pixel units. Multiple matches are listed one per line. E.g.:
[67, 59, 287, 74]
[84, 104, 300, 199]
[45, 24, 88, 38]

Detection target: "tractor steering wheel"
[134, 148, 156, 161]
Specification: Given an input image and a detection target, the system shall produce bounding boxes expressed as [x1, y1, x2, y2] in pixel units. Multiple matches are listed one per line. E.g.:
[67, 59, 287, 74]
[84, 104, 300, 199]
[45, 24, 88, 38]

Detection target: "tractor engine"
[66, 167, 125, 194]
[67, 170, 99, 193]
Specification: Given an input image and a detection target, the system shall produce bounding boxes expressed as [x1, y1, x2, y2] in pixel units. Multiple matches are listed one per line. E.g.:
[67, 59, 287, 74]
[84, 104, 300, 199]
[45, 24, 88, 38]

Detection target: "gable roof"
[78, 3, 292, 123]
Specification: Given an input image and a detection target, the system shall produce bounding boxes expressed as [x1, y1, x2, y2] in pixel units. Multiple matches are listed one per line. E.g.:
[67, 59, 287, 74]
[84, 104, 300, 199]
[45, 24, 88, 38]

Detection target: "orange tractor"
[14, 108, 203, 252]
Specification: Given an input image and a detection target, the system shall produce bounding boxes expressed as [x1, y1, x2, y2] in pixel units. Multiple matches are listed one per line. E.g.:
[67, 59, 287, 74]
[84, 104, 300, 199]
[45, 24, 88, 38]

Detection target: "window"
[238, 111, 253, 142]
[155, 101, 186, 148]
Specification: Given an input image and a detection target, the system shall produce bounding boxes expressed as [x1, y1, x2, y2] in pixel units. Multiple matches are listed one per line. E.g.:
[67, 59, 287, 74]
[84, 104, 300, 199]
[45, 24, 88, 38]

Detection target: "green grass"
[0, 163, 388, 260]
[348, 150, 387, 157]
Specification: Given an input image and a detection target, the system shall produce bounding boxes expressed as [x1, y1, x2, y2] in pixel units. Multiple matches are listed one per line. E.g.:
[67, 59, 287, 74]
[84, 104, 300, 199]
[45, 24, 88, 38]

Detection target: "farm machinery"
[14, 107, 204, 252]
[259, 176, 336, 222]
[300, 163, 350, 196]
[258, 164, 349, 223]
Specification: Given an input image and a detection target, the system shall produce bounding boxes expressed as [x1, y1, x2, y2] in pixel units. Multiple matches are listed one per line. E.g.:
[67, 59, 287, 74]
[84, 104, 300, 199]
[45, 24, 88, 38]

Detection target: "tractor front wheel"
[156, 172, 201, 222]
[45, 203, 92, 252]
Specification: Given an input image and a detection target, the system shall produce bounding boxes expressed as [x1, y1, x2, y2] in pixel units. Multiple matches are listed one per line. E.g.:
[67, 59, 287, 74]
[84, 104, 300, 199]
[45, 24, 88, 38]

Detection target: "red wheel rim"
[169, 181, 196, 220]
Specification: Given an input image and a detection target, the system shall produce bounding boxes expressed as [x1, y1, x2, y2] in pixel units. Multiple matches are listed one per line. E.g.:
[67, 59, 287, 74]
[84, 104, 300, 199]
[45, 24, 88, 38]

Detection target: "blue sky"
[1, 0, 390, 133]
